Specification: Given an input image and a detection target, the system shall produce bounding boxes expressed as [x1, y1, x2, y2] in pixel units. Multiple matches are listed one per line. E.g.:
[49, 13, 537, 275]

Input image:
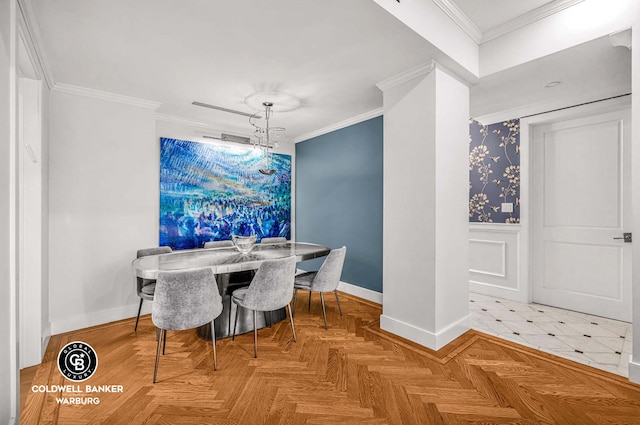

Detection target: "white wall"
[48, 90, 158, 334]
[47, 97, 298, 335]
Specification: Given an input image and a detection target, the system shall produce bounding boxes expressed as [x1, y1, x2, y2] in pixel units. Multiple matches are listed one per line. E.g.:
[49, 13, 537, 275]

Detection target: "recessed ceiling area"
[470, 33, 631, 120]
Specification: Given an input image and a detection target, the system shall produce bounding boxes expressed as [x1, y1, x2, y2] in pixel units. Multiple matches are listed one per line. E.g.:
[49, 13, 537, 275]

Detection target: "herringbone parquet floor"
[21, 293, 640, 424]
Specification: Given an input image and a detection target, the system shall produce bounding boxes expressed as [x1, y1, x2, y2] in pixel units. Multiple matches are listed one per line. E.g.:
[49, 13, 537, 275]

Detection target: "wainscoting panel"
[469, 223, 527, 303]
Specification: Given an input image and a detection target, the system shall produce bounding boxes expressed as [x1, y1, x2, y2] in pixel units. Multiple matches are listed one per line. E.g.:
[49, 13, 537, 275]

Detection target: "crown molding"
[431, 0, 482, 43]
[431, 0, 585, 45]
[376, 60, 436, 92]
[293, 108, 384, 143]
[52, 83, 161, 109]
[481, 0, 585, 43]
[16, 0, 55, 89]
[156, 113, 211, 128]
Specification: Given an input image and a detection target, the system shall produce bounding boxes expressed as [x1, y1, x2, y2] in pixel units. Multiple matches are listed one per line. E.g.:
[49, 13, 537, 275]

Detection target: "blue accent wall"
[296, 116, 383, 293]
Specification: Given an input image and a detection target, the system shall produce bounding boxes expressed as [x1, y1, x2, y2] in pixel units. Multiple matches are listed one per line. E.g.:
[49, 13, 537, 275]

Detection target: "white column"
[378, 61, 470, 350]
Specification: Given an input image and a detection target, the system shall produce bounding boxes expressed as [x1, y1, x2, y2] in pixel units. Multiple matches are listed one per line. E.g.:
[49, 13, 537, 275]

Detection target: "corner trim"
[376, 60, 436, 92]
[16, 0, 56, 89]
[629, 358, 640, 384]
[52, 83, 161, 110]
[379, 314, 470, 351]
[293, 108, 383, 143]
[337, 281, 382, 305]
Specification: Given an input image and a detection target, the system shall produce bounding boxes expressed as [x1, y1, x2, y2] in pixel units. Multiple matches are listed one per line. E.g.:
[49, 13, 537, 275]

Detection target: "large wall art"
[159, 137, 291, 249]
[469, 119, 520, 223]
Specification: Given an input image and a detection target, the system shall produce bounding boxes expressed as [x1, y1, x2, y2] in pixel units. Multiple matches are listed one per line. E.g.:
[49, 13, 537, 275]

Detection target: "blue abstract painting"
[159, 137, 291, 249]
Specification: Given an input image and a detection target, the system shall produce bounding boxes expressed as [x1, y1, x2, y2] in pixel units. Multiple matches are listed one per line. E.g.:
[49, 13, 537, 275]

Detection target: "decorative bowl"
[231, 234, 257, 254]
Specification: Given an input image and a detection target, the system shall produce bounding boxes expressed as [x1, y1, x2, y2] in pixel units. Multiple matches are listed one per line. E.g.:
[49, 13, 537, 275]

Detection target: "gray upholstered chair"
[260, 237, 287, 244]
[231, 256, 297, 357]
[293, 246, 346, 330]
[203, 240, 234, 248]
[135, 246, 173, 331]
[151, 267, 223, 383]
[204, 239, 254, 334]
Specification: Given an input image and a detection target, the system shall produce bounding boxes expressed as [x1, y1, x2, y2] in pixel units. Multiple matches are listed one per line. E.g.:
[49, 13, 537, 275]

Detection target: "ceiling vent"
[203, 133, 251, 145]
[192, 101, 259, 118]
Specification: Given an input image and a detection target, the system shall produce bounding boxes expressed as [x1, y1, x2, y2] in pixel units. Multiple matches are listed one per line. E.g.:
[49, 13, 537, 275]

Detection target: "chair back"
[204, 240, 234, 248]
[240, 256, 296, 311]
[152, 267, 223, 331]
[137, 246, 172, 258]
[310, 246, 347, 292]
[136, 246, 173, 295]
[260, 237, 287, 244]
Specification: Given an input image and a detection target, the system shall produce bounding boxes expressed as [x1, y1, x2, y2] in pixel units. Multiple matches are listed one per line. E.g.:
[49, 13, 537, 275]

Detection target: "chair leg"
[292, 288, 298, 317]
[232, 304, 240, 341]
[320, 292, 328, 330]
[134, 298, 143, 331]
[228, 296, 233, 336]
[287, 302, 297, 342]
[162, 329, 167, 355]
[334, 290, 343, 316]
[253, 310, 258, 358]
[308, 291, 312, 311]
[153, 329, 164, 383]
[211, 320, 217, 371]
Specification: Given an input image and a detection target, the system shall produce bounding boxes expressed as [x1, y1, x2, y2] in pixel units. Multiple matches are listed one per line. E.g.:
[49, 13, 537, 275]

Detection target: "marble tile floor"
[469, 292, 633, 377]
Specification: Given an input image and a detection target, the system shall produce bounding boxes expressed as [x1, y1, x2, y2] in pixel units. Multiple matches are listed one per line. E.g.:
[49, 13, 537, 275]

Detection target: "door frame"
[522, 96, 632, 304]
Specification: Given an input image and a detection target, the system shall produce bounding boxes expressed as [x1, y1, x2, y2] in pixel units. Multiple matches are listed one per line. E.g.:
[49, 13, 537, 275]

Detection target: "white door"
[532, 108, 632, 322]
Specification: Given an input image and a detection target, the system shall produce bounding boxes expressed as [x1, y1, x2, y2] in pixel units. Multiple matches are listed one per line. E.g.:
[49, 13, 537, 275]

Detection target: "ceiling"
[30, 0, 444, 140]
[29, 0, 631, 142]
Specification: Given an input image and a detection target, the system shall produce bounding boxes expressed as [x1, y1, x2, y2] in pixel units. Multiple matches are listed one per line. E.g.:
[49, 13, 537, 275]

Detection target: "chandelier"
[245, 92, 299, 175]
[249, 101, 285, 175]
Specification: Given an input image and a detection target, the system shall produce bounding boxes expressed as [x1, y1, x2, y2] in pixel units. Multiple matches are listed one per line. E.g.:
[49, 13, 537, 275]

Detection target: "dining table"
[131, 241, 330, 339]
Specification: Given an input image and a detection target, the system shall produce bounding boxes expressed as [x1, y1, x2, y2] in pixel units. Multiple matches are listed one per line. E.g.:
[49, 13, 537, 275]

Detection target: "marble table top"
[132, 242, 330, 279]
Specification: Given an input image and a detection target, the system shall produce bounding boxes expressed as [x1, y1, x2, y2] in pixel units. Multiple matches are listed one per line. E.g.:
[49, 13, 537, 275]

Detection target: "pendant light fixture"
[245, 92, 299, 175]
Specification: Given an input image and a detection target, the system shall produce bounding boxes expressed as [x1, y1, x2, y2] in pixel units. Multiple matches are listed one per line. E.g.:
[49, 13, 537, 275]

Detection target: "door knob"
[613, 233, 632, 243]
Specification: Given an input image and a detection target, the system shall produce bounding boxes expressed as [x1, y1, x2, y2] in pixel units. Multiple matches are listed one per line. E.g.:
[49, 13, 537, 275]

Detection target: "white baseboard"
[8, 417, 16, 425]
[337, 281, 382, 304]
[629, 357, 640, 384]
[379, 314, 470, 351]
[50, 302, 151, 335]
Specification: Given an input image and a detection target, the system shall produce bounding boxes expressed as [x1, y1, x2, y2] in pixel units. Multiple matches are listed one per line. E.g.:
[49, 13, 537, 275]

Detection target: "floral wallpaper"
[469, 119, 520, 223]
